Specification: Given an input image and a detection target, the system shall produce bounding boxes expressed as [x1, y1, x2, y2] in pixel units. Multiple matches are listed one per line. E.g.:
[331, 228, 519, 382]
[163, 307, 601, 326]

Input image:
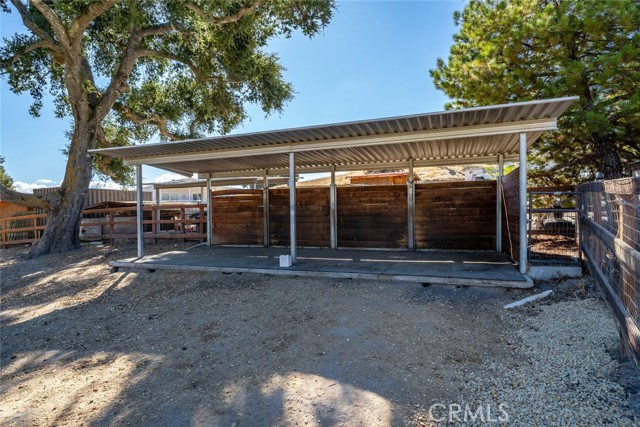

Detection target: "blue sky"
[0, 0, 462, 191]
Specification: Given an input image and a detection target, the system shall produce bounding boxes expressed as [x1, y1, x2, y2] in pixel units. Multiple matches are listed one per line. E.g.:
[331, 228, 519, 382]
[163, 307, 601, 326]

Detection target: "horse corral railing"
[579, 177, 640, 367]
[0, 213, 47, 247]
[0, 203, 207, 248]
[80, 203, 207, 241]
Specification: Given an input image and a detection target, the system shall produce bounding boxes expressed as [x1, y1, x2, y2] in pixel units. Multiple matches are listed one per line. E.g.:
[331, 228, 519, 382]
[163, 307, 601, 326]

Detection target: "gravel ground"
[1, 242, 638, 426]
[452, 280, 640, 426]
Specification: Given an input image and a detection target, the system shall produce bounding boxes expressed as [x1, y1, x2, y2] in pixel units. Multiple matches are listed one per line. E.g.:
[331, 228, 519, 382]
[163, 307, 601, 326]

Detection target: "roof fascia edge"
[124, 118, 556, 166]
[196, 154, 520, 179]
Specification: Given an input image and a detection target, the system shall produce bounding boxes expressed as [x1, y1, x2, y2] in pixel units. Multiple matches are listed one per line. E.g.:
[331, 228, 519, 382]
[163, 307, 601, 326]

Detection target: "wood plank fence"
[579, 177, 640, 367]
[0, 203, 207, 248]
[0, 213, 47, 247]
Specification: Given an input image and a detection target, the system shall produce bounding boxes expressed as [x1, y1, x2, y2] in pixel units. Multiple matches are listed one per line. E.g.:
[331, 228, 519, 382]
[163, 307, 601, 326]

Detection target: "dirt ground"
[0, 242, 634, 426]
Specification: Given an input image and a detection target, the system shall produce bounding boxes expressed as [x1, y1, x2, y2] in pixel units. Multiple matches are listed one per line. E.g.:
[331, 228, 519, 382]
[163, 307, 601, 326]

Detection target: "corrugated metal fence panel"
[33, 187, 152, 208]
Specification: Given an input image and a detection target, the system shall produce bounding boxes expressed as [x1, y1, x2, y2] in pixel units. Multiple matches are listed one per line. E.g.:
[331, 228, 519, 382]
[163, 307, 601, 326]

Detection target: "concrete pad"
[528, 265, 583, 281]
[110, 246, 533, 288]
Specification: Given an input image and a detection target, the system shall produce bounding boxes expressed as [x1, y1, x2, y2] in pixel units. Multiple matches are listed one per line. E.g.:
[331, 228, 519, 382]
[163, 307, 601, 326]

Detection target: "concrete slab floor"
[111, 246, 533, 288]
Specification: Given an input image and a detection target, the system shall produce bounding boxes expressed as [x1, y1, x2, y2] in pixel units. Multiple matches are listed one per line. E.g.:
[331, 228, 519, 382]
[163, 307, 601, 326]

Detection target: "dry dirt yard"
[1, 242, 638, 426]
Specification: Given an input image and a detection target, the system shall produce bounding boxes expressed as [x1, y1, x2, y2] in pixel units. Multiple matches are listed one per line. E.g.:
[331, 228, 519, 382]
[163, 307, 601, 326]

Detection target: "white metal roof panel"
[90, 97, 577, 177]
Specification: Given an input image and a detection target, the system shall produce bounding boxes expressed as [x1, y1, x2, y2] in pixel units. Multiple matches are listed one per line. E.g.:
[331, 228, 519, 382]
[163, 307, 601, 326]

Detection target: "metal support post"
[206, 174, 212, 246]
[407, 159, 415, 251]
[289, 153, 297, 263]
[154, 188, 161, 240]
[519, 133, 528, 274]
[496, 154, 504, 253]
[330, 165, 337, 249]
[136, 164, 144, 258]
[263, 170, 270, 247]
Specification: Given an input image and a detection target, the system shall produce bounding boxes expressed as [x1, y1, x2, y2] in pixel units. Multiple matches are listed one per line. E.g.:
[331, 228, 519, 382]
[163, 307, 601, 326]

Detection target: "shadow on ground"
[0, 243, 522, 426]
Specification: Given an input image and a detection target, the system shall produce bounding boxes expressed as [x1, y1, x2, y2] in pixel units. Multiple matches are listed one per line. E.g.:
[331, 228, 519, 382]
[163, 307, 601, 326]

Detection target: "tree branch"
[189, 118, 200, 137]
[137, 48, 201, 78]
[139, 22, 185, 38]
[69, 0, 121, 40]
[137, 48, 244, 84]
[184, 0, 262, 25]
[7, 39, 63, 64]
[10, 0, 58, 45]
[97, 28, 143, 119]
[113, 103, 182, 141]
[30, 0, 70, 48]
[0, 184, 50, 210]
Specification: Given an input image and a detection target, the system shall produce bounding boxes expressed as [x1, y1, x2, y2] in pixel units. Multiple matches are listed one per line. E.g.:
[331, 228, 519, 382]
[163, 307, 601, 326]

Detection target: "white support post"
[263, 170, 270, 247]
[519, 133, 528, 274]
[407, 159, 415, 251]
[206, 174, 212, 246]
[329, 165, 337, 249]
[155, 188, 160, 238]
[496, 154, 504, 253]
[136, 164, 144, 258]
[289, 153, 297, 263]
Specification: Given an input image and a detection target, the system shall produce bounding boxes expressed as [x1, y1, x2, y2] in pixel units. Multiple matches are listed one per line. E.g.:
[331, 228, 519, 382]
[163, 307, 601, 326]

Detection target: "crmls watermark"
[428, 403, 509, 423]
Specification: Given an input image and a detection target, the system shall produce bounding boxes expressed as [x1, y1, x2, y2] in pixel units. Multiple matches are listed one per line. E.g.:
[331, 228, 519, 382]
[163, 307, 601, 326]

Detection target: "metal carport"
[90, 96, 578, 275]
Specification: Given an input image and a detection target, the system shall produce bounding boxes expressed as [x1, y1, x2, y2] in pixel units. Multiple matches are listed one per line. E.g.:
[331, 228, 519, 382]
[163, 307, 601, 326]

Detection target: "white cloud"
[13, 179, 59, 193]
[152, 172, 185, 183]
[14, 178, 133, 193]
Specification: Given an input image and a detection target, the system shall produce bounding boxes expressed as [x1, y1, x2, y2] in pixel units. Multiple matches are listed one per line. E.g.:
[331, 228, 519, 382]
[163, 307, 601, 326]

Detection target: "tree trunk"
[593, 134, 624, 180]
[30, 115, 98, 256]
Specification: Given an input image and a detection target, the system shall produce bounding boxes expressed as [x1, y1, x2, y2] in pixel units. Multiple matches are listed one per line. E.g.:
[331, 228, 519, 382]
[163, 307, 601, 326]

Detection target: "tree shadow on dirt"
[1, 252, 515, 426]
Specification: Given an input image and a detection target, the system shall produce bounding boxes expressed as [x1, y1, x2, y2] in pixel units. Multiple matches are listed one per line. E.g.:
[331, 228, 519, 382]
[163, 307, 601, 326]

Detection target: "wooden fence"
[579, 177, 640, 367]
[416, 180, 496, 250]
[338, 185, 407, 248]
[0, 213, 47, 247]
[0, 203, 207, 248]
[2, 182, 503, 250]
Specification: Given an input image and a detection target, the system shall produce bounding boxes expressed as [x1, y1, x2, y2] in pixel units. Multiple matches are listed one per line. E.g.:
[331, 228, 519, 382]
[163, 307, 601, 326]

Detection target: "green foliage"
[431, 0, 640, 183]
[1, 0, 335, 184]
[0, 156, 14, 189]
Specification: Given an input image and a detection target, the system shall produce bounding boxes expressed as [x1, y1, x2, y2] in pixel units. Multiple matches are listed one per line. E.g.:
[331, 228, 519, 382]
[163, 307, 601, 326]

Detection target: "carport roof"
[90, 96, 578, 178]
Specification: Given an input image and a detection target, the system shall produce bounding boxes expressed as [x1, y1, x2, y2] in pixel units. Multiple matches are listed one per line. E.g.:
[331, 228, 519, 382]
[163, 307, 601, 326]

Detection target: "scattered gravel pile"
[461, 297, 638, 426]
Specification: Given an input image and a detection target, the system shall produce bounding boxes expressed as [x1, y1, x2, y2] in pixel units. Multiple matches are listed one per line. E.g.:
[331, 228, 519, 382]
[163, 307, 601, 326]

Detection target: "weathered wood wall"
[269, 188, 330, 247]
[209, 181, 501, 250]
[501, 168, 520, 260]
[212, 189, 263, 245]
[337, 185, 407, 248]
[415, 181, 496, 250]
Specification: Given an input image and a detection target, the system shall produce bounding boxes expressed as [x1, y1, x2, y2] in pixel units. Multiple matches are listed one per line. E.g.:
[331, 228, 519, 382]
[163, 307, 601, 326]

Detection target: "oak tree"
[0, 0, 334, 255]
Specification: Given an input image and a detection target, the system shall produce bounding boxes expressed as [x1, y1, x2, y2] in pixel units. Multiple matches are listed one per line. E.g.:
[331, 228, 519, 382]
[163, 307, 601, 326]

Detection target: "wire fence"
[528, 191, 581, 264]
[579, 177, 640, 367]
